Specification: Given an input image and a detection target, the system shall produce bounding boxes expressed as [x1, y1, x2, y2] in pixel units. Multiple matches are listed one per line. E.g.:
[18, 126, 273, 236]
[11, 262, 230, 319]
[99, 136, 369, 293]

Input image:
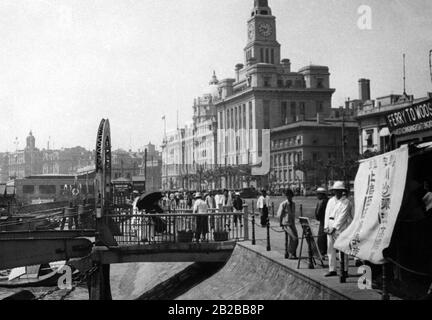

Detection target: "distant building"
[270, 108, 358, 190]
[162, 73, 219, 191]
[8, 131, 43, 179]
[354, 78, 432, 154]
[140, 142, 162, 192]
[42, 147, 93, 175]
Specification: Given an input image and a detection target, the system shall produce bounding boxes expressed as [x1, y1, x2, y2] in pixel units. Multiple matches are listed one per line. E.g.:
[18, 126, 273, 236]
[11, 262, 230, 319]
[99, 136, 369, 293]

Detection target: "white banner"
[334, 146, 409, 264]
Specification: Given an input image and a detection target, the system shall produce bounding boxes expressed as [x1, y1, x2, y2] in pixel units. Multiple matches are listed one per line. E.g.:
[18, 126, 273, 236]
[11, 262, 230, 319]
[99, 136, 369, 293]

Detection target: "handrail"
[106, 212, 244, 218]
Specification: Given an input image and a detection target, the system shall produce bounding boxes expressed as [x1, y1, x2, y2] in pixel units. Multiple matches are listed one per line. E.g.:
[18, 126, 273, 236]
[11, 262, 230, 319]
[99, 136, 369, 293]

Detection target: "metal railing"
[106, 209, 248, 245]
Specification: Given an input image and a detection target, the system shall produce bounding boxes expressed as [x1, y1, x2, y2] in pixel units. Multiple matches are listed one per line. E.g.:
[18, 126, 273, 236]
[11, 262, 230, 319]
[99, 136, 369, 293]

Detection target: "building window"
[300, 102, 305, 115]
[271, 48, 274, 64]
[317, 78, 324, 88]
[290, 102, 297, 121]
[265, 48, 269, 63]
[39, 185, 56, 194]
[286, 80, 292, 88]
[366, 129, 374, 148]
[277, 78, 283, 88]
[263, 100, 270, 129]
[260, 48, 264, 62]
[248, 102, 253, 129]
[316, 101, 323, 113]
[263, 77, 271, 87]
[280, 101, 287, 125]
[23, 185, 35, 194]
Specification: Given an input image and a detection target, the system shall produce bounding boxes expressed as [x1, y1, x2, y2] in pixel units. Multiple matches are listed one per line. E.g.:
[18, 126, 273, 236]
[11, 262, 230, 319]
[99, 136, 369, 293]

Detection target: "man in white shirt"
[193, 192, 209, 242]
[257, 189, 271, 227]
[324, 181, 353, 277]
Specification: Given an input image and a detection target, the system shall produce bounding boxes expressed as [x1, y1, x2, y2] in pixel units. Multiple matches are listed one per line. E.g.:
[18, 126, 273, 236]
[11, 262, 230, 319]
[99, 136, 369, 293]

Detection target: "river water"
[0, 262, 194, 300]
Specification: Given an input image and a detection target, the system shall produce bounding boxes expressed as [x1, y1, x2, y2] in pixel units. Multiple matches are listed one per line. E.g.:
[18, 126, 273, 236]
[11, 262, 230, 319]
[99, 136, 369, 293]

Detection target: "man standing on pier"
[324, 181, 353, 277]
[257, 189, 270, 227]
[315, 188, 328, 258]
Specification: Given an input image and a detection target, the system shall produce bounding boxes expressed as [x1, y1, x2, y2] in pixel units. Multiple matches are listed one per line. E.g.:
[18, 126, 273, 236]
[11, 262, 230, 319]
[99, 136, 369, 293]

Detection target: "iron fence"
[106, 210, 248, 245]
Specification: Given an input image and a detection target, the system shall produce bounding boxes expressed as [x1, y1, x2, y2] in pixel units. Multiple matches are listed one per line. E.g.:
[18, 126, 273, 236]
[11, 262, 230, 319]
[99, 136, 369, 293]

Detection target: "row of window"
[219, 102, 254, 131]
[23, 184, 95, 195]
[271, 136, 302, 149]
[272, 169, 296, 183]
[271, 152, 303, 167]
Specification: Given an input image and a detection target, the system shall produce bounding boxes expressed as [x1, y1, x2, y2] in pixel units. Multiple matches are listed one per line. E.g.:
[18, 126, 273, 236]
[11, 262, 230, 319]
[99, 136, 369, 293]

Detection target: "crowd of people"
[155, 182, 354, 279]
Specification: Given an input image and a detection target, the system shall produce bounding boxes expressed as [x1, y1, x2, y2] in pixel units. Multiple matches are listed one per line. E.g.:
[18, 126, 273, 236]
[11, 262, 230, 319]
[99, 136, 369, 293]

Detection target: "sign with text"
[385, 99, 432, 135]
[334, 146, 408, 264]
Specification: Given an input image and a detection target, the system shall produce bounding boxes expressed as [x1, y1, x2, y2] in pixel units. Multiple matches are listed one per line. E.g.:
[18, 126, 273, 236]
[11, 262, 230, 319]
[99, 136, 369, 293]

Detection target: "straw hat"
[316, 187, 327, 194]
[330, 181, 346, 191]
[194, 192, 202, 199]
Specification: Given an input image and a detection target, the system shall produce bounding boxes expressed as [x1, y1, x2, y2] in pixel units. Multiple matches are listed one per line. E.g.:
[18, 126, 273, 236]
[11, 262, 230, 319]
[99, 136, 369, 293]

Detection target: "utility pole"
[144, 148, 148, 191]
[341, 107, 347, 189]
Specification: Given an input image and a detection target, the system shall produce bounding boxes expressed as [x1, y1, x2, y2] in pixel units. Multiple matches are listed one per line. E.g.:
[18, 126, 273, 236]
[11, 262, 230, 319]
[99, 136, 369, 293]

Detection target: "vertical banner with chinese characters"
[334, 146, 409, 264]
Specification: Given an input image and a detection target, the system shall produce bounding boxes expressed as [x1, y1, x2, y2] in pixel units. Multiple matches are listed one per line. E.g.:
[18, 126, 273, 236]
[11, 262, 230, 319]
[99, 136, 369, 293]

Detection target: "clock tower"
[245, 0, 280, 65]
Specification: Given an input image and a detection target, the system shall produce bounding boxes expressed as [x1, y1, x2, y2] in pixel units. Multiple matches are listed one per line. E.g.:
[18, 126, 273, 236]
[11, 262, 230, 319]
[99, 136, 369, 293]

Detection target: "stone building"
[42, 147, 93, 175]
[354, 78, 432, 155]
[8, 131, 43, 179]
[270, 108, 358, 191]
[162, 73, 219, 191]
[214, 0, 336, 189]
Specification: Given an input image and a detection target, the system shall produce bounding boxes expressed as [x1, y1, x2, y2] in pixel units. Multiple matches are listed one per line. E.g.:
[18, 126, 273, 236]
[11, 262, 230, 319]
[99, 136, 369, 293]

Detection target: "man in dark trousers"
[233, 192, 243, 227]
[315, 187, 328, 258]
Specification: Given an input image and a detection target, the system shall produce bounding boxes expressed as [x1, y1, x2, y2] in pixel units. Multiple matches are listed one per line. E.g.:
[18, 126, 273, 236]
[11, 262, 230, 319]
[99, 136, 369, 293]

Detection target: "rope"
[387, 257, 432, 278]
[398, 215, 432, 223]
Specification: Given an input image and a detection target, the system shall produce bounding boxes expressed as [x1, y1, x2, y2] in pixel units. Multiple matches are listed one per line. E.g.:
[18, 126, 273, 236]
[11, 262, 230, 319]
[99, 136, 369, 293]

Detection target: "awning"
[379, 127, 390, 137]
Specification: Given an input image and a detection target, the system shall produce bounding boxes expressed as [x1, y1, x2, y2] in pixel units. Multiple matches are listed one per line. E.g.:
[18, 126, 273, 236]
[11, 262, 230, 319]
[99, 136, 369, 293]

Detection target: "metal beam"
[91, 241, 236, 264]
[0, 238, 93, 269]
[0, 230, 95, 240]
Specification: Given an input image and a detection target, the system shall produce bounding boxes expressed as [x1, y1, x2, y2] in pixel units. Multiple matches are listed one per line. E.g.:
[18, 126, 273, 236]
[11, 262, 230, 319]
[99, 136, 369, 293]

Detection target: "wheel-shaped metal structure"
[95, 119, 112, 217]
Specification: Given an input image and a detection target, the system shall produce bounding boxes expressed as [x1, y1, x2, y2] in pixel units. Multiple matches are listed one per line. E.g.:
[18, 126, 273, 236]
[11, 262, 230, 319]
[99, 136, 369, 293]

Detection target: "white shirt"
[218, 194, 232, 207]
[193, 199, 208, 214]
[324, 195, 353, 231]
[423, 192, 432, 211]
[257, 195, 271, 209]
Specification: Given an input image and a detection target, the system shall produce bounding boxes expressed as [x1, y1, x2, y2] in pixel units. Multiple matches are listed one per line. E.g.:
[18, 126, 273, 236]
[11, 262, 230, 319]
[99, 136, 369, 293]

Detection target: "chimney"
[358, 78, 371, 101]
[281, 59, 291, 72]
[235, 64, 244, 82]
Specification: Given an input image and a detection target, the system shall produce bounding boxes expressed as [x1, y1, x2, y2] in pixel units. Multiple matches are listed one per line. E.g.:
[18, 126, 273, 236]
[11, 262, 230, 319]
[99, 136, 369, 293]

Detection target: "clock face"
[248, 24, 254, 40]
[258, 22, 273, 37]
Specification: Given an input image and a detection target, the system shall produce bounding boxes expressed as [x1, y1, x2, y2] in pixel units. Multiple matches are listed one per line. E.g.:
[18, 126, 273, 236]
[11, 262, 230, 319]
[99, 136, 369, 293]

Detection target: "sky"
[0, 0, 431, 152]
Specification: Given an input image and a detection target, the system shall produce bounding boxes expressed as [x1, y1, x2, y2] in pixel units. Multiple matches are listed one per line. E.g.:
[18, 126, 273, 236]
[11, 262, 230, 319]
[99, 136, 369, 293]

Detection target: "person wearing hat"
[324, 181, 353, 277]
[192, 192, 209, 242]
[315, 187, 329, 257]
[277, 189, 298, 259]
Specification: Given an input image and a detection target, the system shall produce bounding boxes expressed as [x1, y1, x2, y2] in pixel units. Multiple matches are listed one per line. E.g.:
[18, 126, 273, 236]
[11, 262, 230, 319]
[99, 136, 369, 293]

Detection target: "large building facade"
[162, 74, 219, 190]
[214, 0, 337, 189]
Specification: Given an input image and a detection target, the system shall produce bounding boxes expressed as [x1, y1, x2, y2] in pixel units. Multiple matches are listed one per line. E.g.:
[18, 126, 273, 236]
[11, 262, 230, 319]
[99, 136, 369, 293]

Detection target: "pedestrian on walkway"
[315, 187, 329, 258]
[205, 190, 217, 229]
[324, 181, 353, 277]
[257, 189, 270, 227]
[233, 192, 243, 228]
[277, 189, 298, 259]
[193, 192, 209, 242]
